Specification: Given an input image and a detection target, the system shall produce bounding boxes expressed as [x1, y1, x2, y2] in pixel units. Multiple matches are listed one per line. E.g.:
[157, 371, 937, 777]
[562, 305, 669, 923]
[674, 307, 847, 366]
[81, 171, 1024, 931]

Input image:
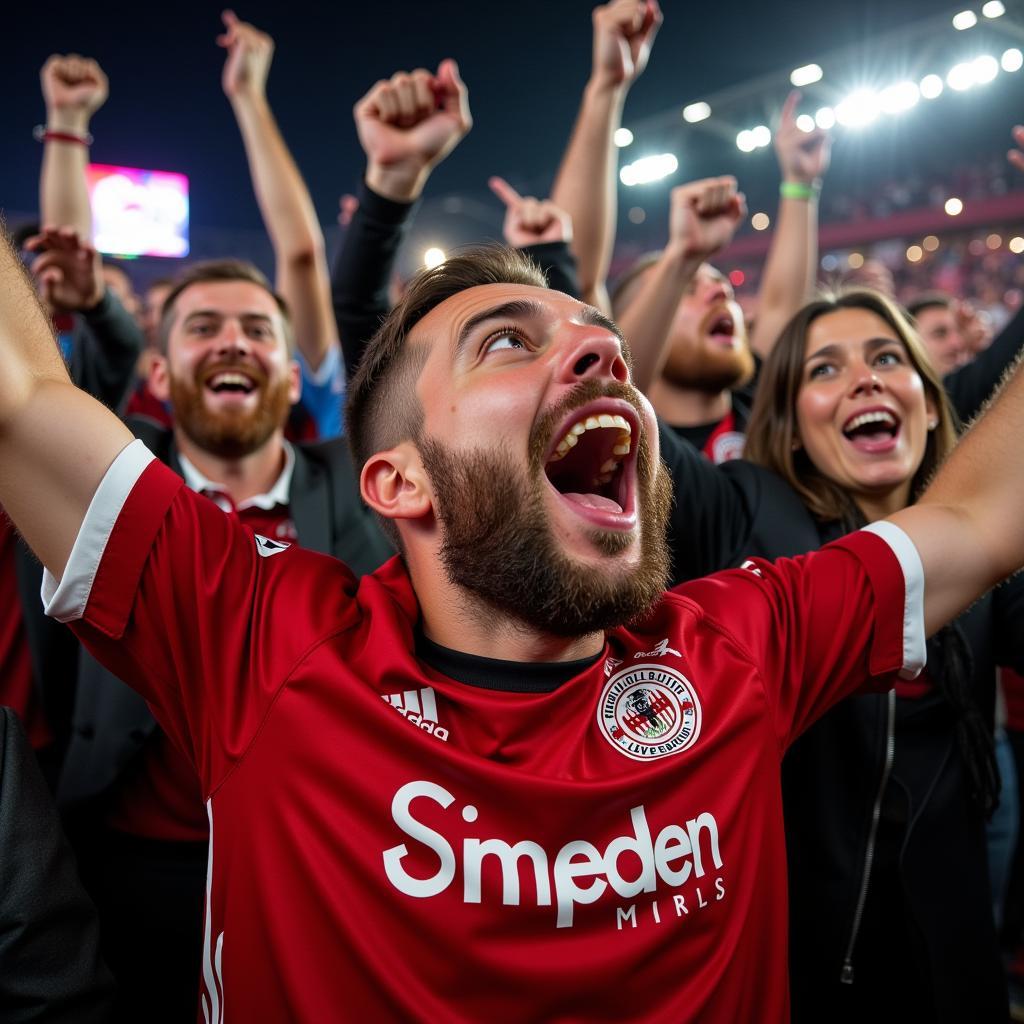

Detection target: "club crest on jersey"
[597, 663, 701, 762]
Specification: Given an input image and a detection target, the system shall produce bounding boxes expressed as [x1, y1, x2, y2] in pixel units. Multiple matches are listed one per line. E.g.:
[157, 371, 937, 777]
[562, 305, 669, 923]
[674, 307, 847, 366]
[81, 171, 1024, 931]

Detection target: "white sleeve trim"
[863, 520, 926, 680]
[41, 439, 155, 623]
[299, 343, 342, 388]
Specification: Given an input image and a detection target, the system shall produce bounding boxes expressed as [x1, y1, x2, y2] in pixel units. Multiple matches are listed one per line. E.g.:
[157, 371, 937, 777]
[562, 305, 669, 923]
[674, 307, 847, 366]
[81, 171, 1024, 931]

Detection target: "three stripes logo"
[382, 687, 450, 742]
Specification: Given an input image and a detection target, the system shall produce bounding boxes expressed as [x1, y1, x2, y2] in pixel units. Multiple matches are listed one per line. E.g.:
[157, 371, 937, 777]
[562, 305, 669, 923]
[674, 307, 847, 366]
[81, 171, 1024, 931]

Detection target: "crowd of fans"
[4, 3, 1024, 1022]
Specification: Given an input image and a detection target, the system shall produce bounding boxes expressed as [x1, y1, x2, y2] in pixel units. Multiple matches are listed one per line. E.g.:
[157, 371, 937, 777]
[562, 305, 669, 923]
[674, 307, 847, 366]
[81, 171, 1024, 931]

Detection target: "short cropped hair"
[157, 259, 294, 355]
[346, 244, 547, 546]
[905, 291, 952, 321]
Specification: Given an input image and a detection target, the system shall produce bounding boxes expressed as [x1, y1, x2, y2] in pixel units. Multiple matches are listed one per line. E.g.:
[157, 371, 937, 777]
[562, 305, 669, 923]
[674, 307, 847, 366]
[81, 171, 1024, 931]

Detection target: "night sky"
[3, 0, 1006, 272]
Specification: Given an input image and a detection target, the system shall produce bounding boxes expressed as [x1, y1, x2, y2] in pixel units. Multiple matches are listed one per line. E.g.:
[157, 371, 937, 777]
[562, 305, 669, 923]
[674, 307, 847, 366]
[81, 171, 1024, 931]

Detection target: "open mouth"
[203, 370, 259, 397]
[841, 408, 901, 452]
[706, 312, 736, 347]
[542, 403, 638, 528]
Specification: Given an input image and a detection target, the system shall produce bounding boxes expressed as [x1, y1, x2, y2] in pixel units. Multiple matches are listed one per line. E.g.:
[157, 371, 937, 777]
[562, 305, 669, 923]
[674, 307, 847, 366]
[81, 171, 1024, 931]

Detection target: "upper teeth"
[548, 413, 632, 463]
[846, 411, 896, 433]
[209, 372, 253, 389]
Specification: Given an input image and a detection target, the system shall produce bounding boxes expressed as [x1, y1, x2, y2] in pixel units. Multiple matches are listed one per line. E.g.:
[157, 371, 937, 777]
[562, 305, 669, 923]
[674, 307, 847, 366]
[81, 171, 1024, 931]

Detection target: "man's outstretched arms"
[0, 227, 133, 577]
[887, 355, 1024, 636]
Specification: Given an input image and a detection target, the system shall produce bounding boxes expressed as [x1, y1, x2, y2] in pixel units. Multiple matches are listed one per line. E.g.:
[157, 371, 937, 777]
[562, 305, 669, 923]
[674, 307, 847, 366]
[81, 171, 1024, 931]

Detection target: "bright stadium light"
[751, 212, 771, 231]
[614, 128, 634, 147]
[1010, 236, 1024, 254]
[879, 81, 920, 114]
[906, 245, 923, 263]
[751, 124, 772, 147]
[835, 90, 879, 128]
[947, 61, 977, 90]
[1002, 48, 1024, 72]
[973, 54, 1000, 83]
[983, 1, 1006, 17]
[736, 129, 757, 152]
[790, 63, 823, 87]
[945, 196, 964, 215]
[848, 252, 865, 269]
[619, 153, 678, 186]
[423, 247, 446, 269]
[815, 106, 836, 129]
[923, 235, 940, 251]
[953, 10, 978, 29]
[920, 74, 944, 98]
[683, 101, 711, 123]
[796, 114, 816, 133]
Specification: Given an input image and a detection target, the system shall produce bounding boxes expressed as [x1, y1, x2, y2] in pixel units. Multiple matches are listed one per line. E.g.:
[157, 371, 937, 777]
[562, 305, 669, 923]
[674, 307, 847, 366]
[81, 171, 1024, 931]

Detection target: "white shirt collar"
[178, 441, 295, 511]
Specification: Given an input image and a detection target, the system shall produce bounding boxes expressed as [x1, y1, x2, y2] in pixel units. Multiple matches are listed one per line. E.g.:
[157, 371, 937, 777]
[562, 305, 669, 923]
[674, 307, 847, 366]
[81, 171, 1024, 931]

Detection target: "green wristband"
[780, 180, 821, 201]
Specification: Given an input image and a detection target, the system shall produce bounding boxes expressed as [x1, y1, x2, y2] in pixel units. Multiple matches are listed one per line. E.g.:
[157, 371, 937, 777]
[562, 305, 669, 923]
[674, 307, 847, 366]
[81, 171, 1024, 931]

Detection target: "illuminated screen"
[87, 163, 189, 257]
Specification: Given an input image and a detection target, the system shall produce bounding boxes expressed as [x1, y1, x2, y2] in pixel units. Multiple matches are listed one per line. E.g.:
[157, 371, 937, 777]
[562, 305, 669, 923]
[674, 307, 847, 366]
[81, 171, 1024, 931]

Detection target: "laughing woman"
[659, 289, 1024, 1023]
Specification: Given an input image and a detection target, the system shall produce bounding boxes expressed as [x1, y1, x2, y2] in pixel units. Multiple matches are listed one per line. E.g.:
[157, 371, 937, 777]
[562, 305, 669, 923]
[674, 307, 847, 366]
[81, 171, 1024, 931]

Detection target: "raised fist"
[40, 54, 108, 128]
[667, 177, 745, 262]
[591, 0, 662, 90]
[774, 91, 831, 186]
[489, 177, 573, 248]
[355, 60, 472, 201]
[218, 10, 274, 101]
[24, 227, 105, 313]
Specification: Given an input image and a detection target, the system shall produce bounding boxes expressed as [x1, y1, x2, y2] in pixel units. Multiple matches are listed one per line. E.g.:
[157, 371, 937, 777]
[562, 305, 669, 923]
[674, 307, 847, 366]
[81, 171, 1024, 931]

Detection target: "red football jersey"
[44, 441, 924, 1024]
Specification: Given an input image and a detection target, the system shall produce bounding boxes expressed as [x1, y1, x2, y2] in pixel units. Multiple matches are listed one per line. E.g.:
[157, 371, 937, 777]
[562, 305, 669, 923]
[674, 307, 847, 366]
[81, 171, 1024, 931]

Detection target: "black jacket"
[13, 290, 144, 780]
[0, 707, 114, 1022]
[659, 423, 1021, 1021]
[58, 422, 393, 808]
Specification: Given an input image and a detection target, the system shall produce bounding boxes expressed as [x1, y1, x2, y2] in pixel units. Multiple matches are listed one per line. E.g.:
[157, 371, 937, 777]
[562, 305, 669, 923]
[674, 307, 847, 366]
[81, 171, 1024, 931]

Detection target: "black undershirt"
[415, 631, 603, 694]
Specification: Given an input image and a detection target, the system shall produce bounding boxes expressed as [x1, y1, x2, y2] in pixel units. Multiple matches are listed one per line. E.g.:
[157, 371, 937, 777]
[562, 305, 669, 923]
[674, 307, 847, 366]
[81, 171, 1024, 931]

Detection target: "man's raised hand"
[23, 227, 105, 313]
[667, 177, 746, 262]
[218, 9, 273, 102]
[489, 177, 573, 248]
[355, 60, 472, 202]
[774, 90, 831, 186]
[591, 0, 662, 91]
[40, 54, 108, 133]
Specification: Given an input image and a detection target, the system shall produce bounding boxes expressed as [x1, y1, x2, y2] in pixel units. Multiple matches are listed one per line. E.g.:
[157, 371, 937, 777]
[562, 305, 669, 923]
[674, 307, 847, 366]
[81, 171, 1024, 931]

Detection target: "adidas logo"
[383, 687, 449, 742]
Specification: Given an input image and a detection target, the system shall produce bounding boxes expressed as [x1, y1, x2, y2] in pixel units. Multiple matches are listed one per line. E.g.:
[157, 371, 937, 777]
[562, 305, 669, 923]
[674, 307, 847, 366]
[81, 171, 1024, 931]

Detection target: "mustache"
[528, 380, 646, 470]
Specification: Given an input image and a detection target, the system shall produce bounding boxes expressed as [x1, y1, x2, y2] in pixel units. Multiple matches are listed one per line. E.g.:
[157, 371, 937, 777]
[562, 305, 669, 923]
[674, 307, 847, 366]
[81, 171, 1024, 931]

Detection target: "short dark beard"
[418, 381, 672, 637]
[169, 361, 293, 459]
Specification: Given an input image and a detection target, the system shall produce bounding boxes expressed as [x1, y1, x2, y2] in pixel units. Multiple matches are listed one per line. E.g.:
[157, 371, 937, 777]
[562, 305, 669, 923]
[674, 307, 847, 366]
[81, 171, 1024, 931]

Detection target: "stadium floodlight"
[879, 81, 920, 114]
[906, 245, 923, 263]
[953, 10, 978, 29]
[736, 129, 757, 152]
[944, 196, 964, 215]
[1010, 236, 1024, 254]
[751, 124, 772, 147]
[983, 1, 1006, 17]
[619, 153, 679, 186]
[423, 247, 446, 269]
[835, 90, 879, 128]
[751, 212, 770, 231]
[947, 61, 977, 90]
[614, 128, 634, 147]
[682, 101, 711, 123]
[920, 74, 944, 98]
[790, 63, 823, 87]
[815, 106, 836, 129]
[972, 54, 1000, 83]
[1003, 48, 1024, 72]
[796, 114, 816, 133]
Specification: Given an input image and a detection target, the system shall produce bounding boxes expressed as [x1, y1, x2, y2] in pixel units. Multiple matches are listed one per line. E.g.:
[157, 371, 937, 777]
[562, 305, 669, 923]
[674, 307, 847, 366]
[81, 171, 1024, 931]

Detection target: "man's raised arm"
[550, 0, 661, 314]
[886, 356, 1024, 636]
[0, 227, 133, 577]
[615, 177, 745, 392]
[219, 11, 337, 373]
[748, 90, 831, 358]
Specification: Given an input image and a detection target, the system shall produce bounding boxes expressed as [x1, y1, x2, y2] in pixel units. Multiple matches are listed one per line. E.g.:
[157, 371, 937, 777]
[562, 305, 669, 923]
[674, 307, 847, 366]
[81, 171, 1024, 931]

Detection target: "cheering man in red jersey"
[3, 230, 1024, 1021]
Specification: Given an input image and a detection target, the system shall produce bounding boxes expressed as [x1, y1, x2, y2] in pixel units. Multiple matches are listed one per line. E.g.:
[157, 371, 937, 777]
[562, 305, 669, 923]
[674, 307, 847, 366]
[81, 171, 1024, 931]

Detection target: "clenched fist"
[40, 54, 108, 132]
[666, 177, 746, 262]
[489, 177, 573, 248]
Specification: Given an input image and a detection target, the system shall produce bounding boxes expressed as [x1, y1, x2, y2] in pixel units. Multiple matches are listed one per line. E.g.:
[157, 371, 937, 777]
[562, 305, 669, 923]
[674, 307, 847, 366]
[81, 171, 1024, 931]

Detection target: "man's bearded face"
[418, 380, 672, 636]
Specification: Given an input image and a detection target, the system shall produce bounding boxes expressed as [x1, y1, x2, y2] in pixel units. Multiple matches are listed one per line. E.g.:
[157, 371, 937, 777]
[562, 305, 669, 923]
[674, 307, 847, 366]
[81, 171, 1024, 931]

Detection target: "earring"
[927, 417, 938, 431]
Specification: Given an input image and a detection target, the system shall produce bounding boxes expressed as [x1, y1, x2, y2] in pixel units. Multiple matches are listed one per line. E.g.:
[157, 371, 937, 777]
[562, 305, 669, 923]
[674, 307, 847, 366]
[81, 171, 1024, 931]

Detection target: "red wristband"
[33, 124, 93, 146]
